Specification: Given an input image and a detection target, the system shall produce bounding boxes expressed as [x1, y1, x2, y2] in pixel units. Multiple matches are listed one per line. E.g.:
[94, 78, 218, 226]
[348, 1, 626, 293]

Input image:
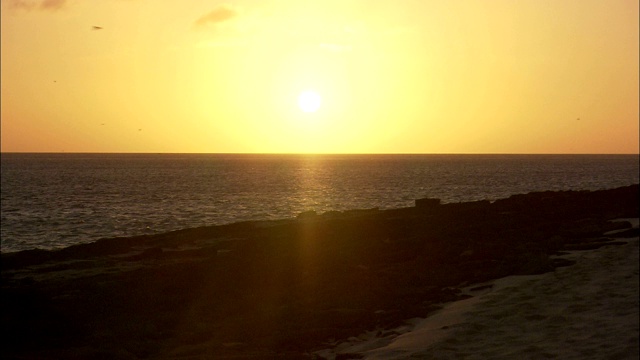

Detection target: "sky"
[1, 0, 638, 154]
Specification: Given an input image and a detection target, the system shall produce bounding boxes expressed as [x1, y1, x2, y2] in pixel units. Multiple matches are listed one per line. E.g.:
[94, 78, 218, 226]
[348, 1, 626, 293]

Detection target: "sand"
[321, 219, 639, 359]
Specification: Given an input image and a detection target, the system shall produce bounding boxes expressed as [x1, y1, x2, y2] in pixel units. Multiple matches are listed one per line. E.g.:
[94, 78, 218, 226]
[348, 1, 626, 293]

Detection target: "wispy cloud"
[7, 0, 67, 11]
[194, 5, 237, 28]
[41, 0, 66, 11]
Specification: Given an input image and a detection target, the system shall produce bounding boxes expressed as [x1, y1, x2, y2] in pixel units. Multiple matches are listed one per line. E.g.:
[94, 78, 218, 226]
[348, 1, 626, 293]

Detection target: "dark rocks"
[1, 184, 638, 359]
[342, 208, 380, 218]
[563, 240, 629, 251]
[442, 200, 491, 215]
[415, 197, 441, 210]
[550, 258, 576, 268]
[297, 210, 318, 219]
[1, 248, 52, 270]
[612, 227, 640, 238]
[469, 284, 494, 292]
[123, 246, 164, 261]
[335, 353, 365, 359]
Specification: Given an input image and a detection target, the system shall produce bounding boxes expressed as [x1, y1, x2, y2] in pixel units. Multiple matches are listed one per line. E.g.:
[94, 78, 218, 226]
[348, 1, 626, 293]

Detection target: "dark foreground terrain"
[2, 185, 638, 359]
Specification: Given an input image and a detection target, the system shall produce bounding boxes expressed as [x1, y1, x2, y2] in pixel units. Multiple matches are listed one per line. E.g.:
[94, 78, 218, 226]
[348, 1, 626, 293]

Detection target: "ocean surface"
[1, 153, 638, 253]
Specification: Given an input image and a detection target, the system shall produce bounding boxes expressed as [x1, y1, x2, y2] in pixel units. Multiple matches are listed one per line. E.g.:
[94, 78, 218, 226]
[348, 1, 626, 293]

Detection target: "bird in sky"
[92, 26, 103, 30]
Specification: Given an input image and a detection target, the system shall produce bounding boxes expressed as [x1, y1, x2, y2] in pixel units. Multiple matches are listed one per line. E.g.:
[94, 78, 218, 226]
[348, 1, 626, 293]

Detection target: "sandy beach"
[322, 219, 639, 359]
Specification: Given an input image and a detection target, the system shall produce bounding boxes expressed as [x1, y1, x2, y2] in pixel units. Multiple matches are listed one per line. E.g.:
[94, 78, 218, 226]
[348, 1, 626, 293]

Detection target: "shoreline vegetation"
[2, 185, 639, 359]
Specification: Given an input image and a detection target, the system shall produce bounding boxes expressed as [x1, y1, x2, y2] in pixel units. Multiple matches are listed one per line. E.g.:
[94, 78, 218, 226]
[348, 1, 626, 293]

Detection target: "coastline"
[319, 218, 639, 359]
[3, 153, 638, 254]
[2, 185, 639, 359]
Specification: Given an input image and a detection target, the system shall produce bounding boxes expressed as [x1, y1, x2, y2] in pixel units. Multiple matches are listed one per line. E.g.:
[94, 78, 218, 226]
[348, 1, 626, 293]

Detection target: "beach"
[1, 185, 638, 359]
[320, 219, 639, 359]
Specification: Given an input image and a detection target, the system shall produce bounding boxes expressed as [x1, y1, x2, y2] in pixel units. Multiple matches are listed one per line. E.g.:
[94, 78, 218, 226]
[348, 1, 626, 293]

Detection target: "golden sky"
[1, 0, 638, 154]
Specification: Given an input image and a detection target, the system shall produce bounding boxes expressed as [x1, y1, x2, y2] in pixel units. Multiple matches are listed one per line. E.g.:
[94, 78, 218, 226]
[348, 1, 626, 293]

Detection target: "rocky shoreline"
[2, 185, 638, 359]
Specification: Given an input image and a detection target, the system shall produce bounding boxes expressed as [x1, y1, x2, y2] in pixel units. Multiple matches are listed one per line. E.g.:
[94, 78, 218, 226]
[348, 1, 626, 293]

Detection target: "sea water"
[1, 153, 638, 253]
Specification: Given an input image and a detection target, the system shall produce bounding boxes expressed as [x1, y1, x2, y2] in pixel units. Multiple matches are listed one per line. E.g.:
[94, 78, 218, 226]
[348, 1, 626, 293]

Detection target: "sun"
[297, 90, 322, 113]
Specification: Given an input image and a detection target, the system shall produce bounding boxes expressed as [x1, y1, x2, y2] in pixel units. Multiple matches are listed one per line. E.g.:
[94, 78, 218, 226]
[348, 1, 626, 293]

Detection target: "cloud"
[194, 5, 237, 28]
[40, 0, 66, 11]
[7, 0, 67, 11]
[7, 0, 37, 10]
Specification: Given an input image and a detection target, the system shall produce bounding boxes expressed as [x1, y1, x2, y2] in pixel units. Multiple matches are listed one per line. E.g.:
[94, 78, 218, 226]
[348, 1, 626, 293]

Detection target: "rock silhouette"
[1, 185, 638, 359]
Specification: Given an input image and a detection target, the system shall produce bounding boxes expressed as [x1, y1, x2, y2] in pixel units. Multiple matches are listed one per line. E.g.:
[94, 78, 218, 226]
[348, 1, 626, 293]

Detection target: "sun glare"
[297, 90, 322, 113]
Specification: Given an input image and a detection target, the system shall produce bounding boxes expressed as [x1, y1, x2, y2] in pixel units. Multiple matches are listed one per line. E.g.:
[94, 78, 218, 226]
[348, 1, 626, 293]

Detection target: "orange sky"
[1, 0, 638, 154]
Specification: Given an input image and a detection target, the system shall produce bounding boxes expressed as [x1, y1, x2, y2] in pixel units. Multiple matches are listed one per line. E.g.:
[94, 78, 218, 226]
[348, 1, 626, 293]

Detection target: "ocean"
[1, 153, 638, 253]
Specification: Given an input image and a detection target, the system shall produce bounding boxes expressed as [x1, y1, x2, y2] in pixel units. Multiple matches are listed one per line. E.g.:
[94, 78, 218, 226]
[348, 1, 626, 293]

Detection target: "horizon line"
[1, 151, 639, 156]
